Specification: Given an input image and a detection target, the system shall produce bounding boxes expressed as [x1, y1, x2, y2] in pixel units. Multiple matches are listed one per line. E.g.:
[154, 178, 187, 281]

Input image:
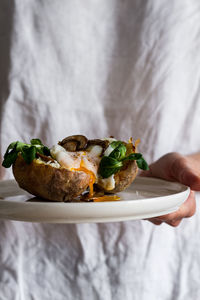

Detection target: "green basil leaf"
[2, 149, 18, 168]
[21, 145, 37, 164]
[30, 138, 43, 146]
[122, 153, 142, 161]
[109, 144, 127, 160]
[15, 141, 26, 152]
[42, 146, 51, 156]
[3, 141, 18, 158]
[2, 141, 27, 167]
[136, 157, 149, 170]
[99, 156, 123, 178]
[2, 141, 20, 168]
[2, 138, 51, 168]
[110, 141, 124, 149]
[35, 147, 43, 154]
[121, 152, 149, 170]
[30, 139, 50, 156]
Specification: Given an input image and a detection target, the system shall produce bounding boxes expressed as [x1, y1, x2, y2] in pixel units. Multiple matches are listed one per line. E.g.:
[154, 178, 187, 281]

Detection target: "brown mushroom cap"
[86, 139, 110, 156]
[58, 135, 110, 155]
[58, 135, 88, 151]
[36, 152, 55, 163]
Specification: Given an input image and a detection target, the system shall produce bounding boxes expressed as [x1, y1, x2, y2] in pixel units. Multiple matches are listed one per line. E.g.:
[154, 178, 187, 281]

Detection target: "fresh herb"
[110, 141, 125, 149]
[109, 142, 127, 160]
[122, 153, 149, 170]
[21, 145, 37, 164]
[99, 140, 149, 178]
[2, 139, 50, 168]
[30, 138, 43, 146]
[99, 156, 123, 178]
[121, 153, 142, 161]
[135, 157, 149, 170]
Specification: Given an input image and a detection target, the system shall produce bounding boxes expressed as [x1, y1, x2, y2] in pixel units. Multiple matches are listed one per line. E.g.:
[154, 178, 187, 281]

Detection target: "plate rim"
[0, 177, 190, 223]
[0, 176, 190, 206]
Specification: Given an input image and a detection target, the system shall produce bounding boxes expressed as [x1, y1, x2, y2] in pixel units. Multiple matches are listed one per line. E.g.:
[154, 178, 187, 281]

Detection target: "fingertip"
[166, 219, 182, 227]
[148, 219, 163, 225]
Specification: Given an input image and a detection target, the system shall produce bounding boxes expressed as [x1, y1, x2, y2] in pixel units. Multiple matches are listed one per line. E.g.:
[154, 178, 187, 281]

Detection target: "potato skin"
[12, 155, 91, 202]
[112, 160, 138, 193]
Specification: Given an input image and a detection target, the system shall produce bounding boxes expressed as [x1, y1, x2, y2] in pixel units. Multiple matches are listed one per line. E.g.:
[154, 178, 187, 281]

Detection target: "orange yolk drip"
[93, 195, 120, 202]
[71, 159, 96, 197]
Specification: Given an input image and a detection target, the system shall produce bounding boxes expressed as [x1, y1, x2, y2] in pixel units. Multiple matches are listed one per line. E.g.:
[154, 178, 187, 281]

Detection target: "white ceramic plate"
[0, 177, 190, 223]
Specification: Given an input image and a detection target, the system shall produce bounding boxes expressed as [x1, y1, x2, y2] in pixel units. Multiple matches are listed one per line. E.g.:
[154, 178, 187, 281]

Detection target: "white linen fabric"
[1, 0, 200, 299]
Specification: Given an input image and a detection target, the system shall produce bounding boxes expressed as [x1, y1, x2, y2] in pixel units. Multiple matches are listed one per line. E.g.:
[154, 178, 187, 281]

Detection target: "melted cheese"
[35, 158, 60, 168]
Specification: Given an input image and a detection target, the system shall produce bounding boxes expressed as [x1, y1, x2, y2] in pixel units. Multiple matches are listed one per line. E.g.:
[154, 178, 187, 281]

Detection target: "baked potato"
[2, 135, 148, 201]
[12, 154, 92, 202]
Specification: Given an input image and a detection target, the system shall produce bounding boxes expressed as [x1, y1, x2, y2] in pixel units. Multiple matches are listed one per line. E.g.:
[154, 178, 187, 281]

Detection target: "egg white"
[50, 143, 116, 191]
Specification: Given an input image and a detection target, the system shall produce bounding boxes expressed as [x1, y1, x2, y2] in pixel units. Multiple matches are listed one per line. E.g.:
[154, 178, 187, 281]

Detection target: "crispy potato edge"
[12, 155, 91, 202]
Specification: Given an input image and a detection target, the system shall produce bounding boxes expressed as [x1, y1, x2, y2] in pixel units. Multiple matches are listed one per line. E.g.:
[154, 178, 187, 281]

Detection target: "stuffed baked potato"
[2, 135, 148, 201]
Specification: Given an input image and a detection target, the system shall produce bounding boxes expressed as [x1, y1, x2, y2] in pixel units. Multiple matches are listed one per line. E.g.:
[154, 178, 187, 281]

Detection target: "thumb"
[171, 156, 200, 190]
[140, 152, 200, 191]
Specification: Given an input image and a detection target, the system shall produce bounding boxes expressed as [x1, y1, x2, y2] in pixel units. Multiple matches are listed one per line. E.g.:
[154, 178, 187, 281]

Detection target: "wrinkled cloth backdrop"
[1, 1, 200, 299]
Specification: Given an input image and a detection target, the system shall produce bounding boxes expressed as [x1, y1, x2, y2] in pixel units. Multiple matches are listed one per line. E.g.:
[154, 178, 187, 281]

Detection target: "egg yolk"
[71, 159, 96, 197]
[92, 195, 120, 202]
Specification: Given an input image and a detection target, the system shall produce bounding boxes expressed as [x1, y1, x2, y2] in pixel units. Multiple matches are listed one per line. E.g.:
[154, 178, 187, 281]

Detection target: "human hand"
[140, 152, 200, 226]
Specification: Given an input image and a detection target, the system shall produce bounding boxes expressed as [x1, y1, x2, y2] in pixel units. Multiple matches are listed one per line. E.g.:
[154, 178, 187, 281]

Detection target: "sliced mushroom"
[36, 152, 55, 163]
[86, 139, 110, 156]
[58, 135, 88, 151]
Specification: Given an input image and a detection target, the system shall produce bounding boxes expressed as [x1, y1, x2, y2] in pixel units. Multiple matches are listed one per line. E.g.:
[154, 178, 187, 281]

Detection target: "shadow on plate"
[26, 196, 58, 203]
